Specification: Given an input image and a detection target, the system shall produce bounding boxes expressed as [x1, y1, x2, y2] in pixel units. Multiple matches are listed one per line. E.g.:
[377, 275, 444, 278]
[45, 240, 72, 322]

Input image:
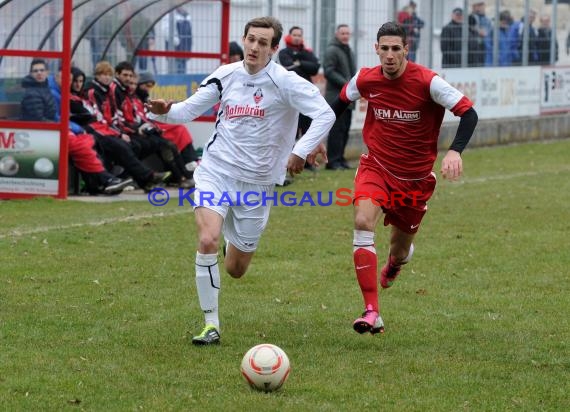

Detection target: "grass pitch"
[1, 139, 569, 411]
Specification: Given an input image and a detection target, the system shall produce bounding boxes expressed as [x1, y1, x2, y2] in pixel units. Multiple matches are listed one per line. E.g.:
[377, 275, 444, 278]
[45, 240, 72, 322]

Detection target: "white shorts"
[193, 166, 274, 253]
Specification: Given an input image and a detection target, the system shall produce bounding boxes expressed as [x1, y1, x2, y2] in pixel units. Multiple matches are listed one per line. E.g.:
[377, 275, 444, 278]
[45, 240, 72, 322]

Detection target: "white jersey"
[150, 60, 335, 185]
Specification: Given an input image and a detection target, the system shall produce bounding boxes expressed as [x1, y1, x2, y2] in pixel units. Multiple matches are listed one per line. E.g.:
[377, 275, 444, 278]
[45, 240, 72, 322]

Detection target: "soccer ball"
[240, 344, 290, 392]
[33, 157, 54, 178]
[0, 155, 19, 176]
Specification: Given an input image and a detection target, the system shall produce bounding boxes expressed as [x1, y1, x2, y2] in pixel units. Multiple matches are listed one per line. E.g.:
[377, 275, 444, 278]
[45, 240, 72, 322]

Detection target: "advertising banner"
[540, 66, 570, 114]
[0, 128, 60, 195]
[440, 66, 541, 121]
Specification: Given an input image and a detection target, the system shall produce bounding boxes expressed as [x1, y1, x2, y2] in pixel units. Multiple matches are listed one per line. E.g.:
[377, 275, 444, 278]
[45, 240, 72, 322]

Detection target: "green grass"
[1, 140, 569, 411]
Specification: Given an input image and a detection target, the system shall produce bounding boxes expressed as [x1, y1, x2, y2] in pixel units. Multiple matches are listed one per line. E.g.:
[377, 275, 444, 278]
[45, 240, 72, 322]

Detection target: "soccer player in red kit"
[330, 21, 478, 334]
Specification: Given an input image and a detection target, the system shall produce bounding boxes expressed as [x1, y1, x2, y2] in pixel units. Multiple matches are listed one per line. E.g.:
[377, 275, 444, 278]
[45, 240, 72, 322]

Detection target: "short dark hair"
[114, 61, 135, 74]
[376, 21, 407, 45]
[30, 58, 47, 72]
[243, 16, 283, 48]
[288, 26, 302, 34]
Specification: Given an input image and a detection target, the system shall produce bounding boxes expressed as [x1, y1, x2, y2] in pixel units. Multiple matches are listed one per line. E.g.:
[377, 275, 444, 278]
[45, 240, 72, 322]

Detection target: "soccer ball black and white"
[0, 155, 19, 176]
[240, 344, 290, 392]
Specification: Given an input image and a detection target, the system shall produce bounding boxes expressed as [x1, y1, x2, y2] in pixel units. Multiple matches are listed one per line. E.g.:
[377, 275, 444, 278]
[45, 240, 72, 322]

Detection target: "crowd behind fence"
[1, 0, 569, 81]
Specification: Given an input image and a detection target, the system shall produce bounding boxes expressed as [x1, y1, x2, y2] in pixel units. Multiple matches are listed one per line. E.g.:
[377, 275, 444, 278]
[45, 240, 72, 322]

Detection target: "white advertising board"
[540, 66, 570, 114]
[441, 66, 541, 121]
[351, 66, 543, 130]
[0, 129, 60, 195]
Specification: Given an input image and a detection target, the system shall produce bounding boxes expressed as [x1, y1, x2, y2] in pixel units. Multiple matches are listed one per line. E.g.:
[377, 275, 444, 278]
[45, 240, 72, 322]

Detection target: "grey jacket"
[323, 37, 356, 104]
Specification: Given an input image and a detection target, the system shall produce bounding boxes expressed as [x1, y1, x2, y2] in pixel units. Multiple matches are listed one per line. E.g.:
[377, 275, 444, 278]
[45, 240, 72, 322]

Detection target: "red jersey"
[340, 61, 473, 179]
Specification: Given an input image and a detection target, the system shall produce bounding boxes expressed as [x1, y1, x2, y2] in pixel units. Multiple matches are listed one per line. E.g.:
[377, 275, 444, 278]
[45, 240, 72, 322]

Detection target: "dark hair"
[288, 26, 302, 34]
[114, 60, 135, 74]
[30, 58, 47, 72]
[243, 16, 283, 48]
[376, 21, 407, 45]
[229, 41, 244, 59]
[336, 24, 349, 31]
[71, 67, 86, 82]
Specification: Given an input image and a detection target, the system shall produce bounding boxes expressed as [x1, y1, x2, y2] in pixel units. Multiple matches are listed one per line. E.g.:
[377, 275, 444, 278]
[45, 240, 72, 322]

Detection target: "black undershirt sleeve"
[449, 107, 478, 153]
[329, 96, 351, 118]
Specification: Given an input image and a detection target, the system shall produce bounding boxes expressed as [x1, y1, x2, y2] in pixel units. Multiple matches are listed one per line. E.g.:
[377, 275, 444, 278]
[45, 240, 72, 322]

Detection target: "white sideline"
[0, 209, 193, 239]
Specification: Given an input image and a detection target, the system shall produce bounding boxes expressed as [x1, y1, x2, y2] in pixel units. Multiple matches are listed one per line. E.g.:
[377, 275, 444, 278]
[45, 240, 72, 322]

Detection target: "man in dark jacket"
[278, 26, 321, 177]
[20, 58, 57, 121]
[537, 14, 558, 65]
[441, 8, 464, 68]
[323, 24, 356, 170]
[20, 59, 131, 195]
[278, 26, 320, 161]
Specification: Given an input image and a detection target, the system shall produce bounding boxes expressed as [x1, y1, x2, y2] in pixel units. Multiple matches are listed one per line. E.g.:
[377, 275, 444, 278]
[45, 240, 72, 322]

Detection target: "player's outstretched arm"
[146, 99, 173, 115]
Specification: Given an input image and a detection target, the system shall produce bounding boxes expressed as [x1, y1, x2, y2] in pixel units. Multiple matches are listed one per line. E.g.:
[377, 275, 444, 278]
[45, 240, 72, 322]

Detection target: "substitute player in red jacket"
[330, 21, 478, 334]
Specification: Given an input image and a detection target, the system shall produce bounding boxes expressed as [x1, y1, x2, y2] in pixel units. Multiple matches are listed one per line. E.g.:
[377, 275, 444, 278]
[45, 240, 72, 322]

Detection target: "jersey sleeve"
[149, 68, 226, 124]
[285, 74, 335, 159]
[429, 75, 473, 116]
[340, 69, 362, 103]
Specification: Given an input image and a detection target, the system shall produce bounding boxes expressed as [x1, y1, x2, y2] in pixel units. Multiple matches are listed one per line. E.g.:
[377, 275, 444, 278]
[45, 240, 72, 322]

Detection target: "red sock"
[353, 247, 378, 312]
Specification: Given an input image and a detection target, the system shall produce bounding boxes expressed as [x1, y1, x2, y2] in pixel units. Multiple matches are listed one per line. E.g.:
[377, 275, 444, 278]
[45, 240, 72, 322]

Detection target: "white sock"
[353, 230, 376, 253]
[195, 252, 220, 330]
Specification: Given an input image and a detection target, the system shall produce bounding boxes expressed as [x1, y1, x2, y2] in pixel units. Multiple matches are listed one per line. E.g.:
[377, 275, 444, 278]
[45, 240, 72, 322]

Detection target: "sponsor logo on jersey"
[372, 108, 420, 122]
[253, 88, 264, 104]
[225, 104, 266, 119]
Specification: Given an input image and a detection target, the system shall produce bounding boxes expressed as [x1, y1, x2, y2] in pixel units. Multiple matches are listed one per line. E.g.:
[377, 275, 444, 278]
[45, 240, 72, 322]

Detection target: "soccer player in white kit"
[147, 16, 335, 345]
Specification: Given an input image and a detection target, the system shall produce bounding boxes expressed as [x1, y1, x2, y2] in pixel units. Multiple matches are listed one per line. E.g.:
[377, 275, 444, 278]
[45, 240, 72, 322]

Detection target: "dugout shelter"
[0, 0, 230, 199]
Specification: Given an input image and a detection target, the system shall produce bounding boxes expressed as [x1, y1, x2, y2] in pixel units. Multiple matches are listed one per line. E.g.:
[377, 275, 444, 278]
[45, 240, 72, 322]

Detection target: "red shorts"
[353, 154, 436, 234]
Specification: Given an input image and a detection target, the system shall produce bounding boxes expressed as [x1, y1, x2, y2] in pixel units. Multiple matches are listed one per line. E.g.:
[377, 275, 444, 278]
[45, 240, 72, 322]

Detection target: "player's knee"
[353, 214, 375, 232]
[198, 233, 220, 253]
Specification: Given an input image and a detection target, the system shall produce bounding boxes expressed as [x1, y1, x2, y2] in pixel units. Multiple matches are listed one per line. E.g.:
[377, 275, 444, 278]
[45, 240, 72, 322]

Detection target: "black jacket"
[323, 37, 356, 103]
[441, 21, 463, 68]
[278, 45, 320, 83]
[20, 75, 57, 121]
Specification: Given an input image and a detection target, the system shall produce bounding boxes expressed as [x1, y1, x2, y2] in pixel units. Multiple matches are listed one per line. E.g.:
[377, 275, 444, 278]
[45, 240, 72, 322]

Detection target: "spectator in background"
[469, 1, 493, 66]
[162, 7, 192, 74]
[21, 59, 131, 195]
[73, 63, 171, 192]
[229, 41, 244, 62]
[81, 6, 119, 69]
[497, 10, 514, 66]
[20, 59, 56, 122]
[111, 61, 193, 188]
[537, 14, 558, 65]
[135, 71, 200, 178]
[323, 24, 356, 170]
[120, 7, 156, 72]
[440, 8, 464, 68]
[398, 1, 424, 62]
[278, 26, 320, 174]
[510, 9, 539, 66]
[567, 30, 570, 55]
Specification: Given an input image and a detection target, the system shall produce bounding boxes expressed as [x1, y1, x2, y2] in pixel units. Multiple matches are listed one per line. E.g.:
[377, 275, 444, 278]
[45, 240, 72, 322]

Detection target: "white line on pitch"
[0, 208, 193, 239]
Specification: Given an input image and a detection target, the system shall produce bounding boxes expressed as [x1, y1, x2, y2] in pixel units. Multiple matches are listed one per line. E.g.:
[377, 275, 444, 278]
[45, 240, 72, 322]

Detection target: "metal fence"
[1, 0, 569, 78]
